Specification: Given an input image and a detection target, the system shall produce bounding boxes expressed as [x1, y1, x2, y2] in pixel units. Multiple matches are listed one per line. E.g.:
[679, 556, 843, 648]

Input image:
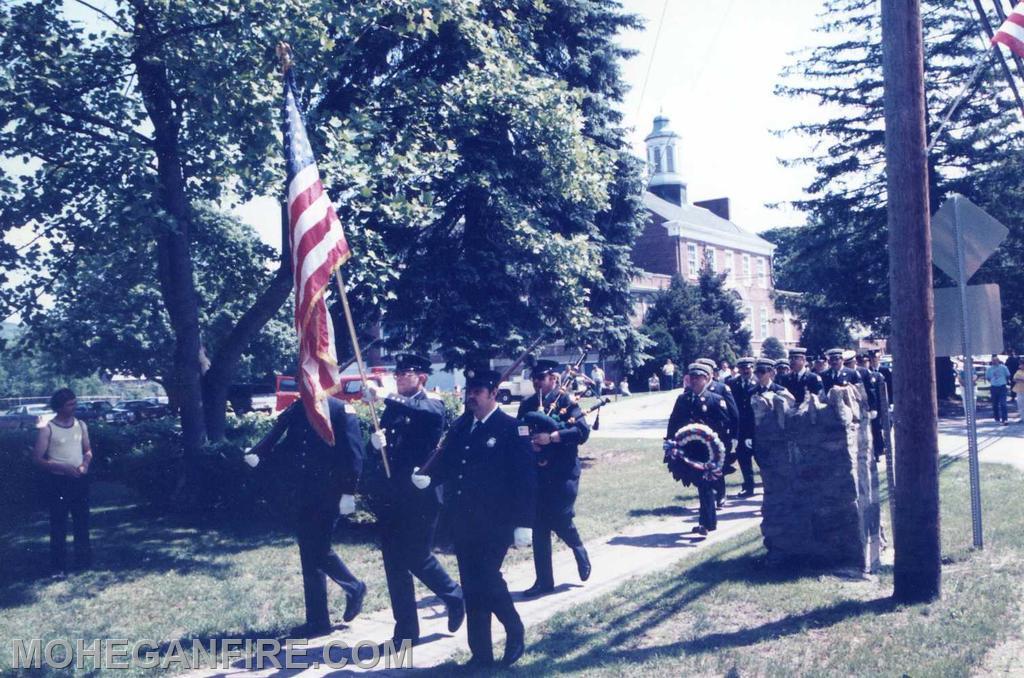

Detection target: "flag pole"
[926, 50, 994, 152]
[333, 268, 391, 478]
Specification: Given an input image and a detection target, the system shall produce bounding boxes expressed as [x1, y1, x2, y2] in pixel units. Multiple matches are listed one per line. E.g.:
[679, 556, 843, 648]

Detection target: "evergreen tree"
[772, 0, 1024, 346]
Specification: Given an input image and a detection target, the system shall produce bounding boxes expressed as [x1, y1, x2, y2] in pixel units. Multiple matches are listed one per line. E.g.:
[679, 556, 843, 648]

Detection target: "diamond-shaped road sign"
[931, 195, 1009, 280]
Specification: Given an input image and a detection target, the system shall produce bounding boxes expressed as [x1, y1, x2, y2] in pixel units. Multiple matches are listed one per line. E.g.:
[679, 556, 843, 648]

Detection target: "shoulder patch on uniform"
[517, 425, 530, 437]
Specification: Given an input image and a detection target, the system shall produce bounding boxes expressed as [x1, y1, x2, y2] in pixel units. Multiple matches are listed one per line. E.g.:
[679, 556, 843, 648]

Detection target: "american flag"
[283, 70, 352, 445]
[992, 3, 1024, 58]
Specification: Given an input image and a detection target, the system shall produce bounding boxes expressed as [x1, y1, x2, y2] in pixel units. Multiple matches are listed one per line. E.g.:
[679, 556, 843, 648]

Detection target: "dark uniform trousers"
[46, 475, 91, 570]
[517, 391, 590, 588]
[277, 399, 365, 629]
[296, 497, 362, 628]
[726, 376, 757, 494]
[434, 408, 536, 663]
[376, 393, 461, 641]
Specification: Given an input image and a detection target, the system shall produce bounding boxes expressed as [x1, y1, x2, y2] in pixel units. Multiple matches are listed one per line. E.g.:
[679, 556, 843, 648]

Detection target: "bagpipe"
[522, 397, 610, 467]
[662, 423, 727, 485]
[417, 335, 547, 475]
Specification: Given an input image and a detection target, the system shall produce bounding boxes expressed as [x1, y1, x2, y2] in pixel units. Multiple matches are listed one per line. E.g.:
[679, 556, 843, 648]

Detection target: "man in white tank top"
[33, 388, 93, 572]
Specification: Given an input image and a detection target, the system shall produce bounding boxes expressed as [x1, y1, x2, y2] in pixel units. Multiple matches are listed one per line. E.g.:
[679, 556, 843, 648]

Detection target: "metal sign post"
[953, 199, 983, 549]
[932, 194, 1010, 550]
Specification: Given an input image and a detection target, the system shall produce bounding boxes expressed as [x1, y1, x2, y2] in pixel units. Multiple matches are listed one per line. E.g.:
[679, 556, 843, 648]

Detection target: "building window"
[783, 309, 792, 342]
[745, 305, 754, 334]
[704, 246, 716, 272]
[653, 147, 662, 174]
[666, 144, 675, 173]
[757, 257, 767, 288]
[742, 254, 751, 282]
[723, 250, 734, 281]
[760, 308, 769, 340]
[687, 243, 698, 278]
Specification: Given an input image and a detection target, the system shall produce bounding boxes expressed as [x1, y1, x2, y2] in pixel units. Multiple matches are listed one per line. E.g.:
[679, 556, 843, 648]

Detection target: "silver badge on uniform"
[517, 426, 530, 437]
[486, 437, 497, 448]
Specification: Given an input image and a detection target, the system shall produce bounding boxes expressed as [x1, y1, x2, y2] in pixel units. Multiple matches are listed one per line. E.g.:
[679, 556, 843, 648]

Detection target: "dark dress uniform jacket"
[666, 389, 732, 448]
[725, 375, 756, 442]
[820, 367, 862, 392]
[434, 408, 537, 545]
[706, 380, 739, 443]
[781, 369, 823, 405]
[516, 391, 589, 515]
[277, 399, 363, 509]
[375, 391, 446, 507]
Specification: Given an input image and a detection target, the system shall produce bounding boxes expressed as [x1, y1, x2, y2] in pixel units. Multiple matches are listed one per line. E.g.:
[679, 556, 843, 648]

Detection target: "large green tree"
[771, 0, 1024, 347]
[638, 270, 751, 385]
[1, 0, 647, 454]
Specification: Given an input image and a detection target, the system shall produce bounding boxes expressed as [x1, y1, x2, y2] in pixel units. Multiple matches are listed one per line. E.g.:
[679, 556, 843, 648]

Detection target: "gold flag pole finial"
[276, 42, 293, 74]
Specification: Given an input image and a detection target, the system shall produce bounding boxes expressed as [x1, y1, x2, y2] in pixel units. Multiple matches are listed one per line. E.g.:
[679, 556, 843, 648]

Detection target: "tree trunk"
[203, 260, 293, 440]
[880, 0, 942, 604]
[132, 13, 206, 459]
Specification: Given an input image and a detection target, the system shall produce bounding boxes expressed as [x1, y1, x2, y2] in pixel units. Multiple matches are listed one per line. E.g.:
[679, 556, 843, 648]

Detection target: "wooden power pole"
[880, 0, 942, 603]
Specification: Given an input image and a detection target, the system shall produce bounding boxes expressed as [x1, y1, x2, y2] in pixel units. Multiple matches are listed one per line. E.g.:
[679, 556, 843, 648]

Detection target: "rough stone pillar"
[755, 385, 882, 573]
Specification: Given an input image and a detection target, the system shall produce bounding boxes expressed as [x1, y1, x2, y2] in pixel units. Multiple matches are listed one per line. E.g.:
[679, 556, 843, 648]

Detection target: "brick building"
[630, 115, 800, 354]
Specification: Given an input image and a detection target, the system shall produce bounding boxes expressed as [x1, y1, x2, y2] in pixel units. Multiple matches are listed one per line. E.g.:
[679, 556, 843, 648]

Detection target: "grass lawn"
[0, 437, 698, 675]
[457, 458, 1024, 677]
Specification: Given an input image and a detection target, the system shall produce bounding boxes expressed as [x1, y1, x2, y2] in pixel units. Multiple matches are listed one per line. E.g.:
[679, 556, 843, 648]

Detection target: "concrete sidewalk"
[188, 491, 765, 676]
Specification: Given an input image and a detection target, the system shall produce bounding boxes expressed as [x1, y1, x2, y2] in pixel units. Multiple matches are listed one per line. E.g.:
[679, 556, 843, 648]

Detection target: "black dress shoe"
[736, 489, 755, 498]
[521, 582, 554, 598]
[447, 596, 466, 633]
[716, 496, 726, 509]
[574, 547, 591, 582]
[289, 621, 333, 639]
[502, 630, 525, 666]
[343, 580, 367, 622]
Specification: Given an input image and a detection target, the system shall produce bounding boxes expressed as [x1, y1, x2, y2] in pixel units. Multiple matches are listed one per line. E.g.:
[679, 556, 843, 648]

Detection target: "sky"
[7, 0, 829, 258]
[615, 0, 825, 234]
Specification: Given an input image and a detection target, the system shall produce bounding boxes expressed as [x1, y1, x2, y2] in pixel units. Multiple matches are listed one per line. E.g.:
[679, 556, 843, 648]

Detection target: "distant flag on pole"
[992, 2, 1024, 59]
[282, 66, 352, 445]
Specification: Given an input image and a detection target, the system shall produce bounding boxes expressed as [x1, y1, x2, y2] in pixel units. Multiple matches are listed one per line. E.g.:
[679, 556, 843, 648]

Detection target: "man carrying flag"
[241, 44, 368, 639]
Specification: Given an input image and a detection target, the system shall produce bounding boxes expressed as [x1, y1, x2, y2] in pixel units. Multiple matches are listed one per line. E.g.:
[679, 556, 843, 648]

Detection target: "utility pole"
[880, 0, 942, 603]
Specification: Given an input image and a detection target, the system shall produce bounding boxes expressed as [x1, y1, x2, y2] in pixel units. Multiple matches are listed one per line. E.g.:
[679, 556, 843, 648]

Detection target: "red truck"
[275, 369, 397, 412]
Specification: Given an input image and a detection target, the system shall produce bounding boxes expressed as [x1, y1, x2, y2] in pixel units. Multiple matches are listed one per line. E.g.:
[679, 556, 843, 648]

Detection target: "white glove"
[410, 467, 431, 490]
[370, 430, 387, 451]
[514, 527, 532, 548]
[869, 410, 878, 420]
[339, 494, 356, 515]
[361, 383, 381, 403]
[243, 453, 260, 468]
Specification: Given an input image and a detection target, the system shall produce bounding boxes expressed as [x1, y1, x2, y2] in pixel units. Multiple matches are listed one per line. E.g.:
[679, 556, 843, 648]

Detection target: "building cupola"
[644, 114, 687, 206]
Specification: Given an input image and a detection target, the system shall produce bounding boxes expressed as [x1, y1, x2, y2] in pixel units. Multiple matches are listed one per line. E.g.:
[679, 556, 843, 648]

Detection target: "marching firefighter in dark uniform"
[821, 348, 862, 392]
[361, 353, 464, 646]
[410, 368, 536, 668]
[779, 347, 822, 405]
[243, 396, 367, 638]
[665, 362, 732, 534]
[859, 352, 887, 461]
[516, 359, 592, 598]
[696, 357, 738, 507]
[775, 359, 791, 379]
[725, 356, 757, 497]
[750, 358, 795, 464]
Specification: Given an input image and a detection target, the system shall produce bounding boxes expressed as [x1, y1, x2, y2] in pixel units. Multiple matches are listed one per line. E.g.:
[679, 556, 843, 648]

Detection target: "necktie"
[470, 419, 480, 434]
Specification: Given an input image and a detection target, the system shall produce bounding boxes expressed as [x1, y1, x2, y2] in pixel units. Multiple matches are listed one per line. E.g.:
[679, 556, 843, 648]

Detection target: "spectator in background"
[718, 360, 733, 381]
[986, 355, 1011, 425]
[661, 359, 676, 390]
[1013, 361, 1024, 421]
[33, 388, 92, 573]
[590, 364, 605, 397]
[1007, 349, 1020, 403]
[648, 374, 661, 392]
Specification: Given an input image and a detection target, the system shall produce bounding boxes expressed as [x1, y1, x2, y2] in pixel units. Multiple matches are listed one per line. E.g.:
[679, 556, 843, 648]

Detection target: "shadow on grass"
[0, 481, 379, 610]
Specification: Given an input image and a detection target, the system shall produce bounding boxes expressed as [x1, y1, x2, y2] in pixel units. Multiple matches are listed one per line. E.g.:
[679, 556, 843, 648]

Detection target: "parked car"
[0, 403, 55, 430]
[497, 369, 535, 404]
[112, 399, 170, 423]
[75, 401, 114, 422]
[274, 369, 398, 411]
